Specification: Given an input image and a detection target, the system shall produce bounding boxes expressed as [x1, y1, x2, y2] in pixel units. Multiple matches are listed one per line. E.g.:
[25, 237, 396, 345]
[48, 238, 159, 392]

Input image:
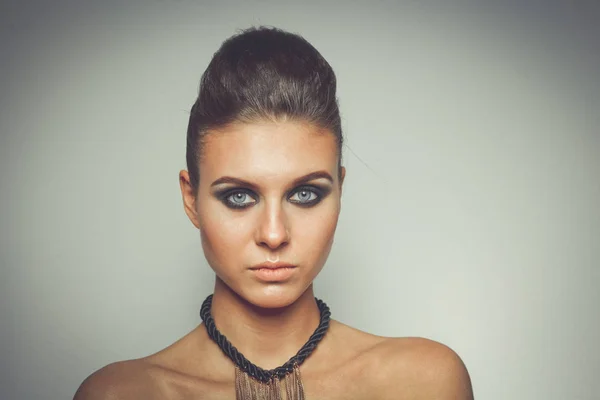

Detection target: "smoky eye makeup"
[213, 183, 332, 210]
[214, 187, 258, 209]
[288, 184, 331, 207]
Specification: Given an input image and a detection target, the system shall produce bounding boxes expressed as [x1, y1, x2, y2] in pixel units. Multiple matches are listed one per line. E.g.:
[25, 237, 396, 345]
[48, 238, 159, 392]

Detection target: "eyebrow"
[210, 170, 334, 189]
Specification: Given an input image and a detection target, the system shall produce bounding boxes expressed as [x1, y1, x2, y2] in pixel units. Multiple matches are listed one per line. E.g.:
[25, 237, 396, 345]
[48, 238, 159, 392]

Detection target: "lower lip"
[251, 267, 296, 282]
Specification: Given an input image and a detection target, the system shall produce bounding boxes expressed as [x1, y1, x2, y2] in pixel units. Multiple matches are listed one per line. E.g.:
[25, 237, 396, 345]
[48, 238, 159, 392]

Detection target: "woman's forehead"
[199, 120, 338, 183]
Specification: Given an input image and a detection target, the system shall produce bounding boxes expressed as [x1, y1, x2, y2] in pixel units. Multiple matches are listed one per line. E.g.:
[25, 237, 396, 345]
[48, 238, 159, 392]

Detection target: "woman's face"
[181, 120, 344, 309]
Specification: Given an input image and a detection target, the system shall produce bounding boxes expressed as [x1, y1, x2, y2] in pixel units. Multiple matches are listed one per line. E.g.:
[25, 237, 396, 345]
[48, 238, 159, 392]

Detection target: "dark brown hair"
[185, 26, 343, 191]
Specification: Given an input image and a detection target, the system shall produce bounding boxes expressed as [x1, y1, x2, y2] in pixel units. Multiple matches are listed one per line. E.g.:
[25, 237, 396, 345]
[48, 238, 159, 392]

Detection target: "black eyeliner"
[288, 184, 331, 207]
[213, 183, 332, 210]
[214, 187, 258, 209]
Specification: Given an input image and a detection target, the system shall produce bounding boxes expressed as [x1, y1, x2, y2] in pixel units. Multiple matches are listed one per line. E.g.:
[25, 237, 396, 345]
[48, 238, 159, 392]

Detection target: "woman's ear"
[179, 170, 201, 229]
[339, 166, 346, 191]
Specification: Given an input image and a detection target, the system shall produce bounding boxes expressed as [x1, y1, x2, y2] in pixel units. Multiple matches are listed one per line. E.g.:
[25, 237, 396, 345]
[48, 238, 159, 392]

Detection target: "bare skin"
[74, 120, 473, 400]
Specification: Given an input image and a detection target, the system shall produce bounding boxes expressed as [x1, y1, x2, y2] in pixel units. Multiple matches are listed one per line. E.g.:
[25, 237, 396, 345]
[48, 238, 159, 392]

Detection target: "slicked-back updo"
[185, 26, 343, 192]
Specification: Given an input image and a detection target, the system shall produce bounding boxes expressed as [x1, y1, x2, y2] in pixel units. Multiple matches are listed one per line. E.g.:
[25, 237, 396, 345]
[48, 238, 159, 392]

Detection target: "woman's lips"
[250, 263, 297, 282]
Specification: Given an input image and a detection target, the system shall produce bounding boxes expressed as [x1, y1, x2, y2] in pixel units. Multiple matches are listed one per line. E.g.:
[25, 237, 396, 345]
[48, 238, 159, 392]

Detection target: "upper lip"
[250, 262, 296, 270]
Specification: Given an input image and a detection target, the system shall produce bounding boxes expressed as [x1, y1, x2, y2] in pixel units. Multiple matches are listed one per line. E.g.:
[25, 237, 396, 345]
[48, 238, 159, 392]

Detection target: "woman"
[75, 26, 473, 400]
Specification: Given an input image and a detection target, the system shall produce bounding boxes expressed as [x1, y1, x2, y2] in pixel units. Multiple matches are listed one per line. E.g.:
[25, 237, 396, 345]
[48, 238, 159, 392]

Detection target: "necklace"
[200, 294, 331, 400]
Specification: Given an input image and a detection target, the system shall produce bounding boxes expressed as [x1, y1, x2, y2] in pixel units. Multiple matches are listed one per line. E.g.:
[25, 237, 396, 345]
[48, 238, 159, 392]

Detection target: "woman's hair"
[185, 26, 343, 191]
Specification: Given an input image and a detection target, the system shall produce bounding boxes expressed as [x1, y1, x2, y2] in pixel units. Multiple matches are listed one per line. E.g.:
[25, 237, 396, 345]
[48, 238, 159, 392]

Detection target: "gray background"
[1, 0, 599, 399]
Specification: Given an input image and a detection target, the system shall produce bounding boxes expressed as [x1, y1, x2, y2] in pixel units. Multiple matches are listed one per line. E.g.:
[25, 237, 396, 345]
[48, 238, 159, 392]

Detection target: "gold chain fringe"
[235, 365, 305, 400]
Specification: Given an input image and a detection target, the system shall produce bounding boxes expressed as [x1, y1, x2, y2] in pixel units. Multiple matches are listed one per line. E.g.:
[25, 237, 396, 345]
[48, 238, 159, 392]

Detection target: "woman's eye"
[289, 188, 319, 205]
[225, 192, 256, 208]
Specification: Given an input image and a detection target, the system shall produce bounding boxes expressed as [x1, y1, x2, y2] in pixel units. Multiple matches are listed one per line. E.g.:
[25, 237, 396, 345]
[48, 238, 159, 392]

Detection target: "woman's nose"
[255, 202, 290, 250]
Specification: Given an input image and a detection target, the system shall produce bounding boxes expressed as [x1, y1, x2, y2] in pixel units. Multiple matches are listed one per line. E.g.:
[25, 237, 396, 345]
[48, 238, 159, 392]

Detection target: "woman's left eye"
[289, 188, 319, 205]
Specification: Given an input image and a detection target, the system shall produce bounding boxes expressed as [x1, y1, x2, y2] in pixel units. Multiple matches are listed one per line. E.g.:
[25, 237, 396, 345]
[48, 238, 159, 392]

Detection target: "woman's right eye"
[224, 191, 257, 209]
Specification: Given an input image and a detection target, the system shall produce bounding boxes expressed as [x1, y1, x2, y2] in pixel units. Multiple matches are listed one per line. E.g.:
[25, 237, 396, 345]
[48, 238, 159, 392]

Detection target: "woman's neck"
[209, 279, 321, 370]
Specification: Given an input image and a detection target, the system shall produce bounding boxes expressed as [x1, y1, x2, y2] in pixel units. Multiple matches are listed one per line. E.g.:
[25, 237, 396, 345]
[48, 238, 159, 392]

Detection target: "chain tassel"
[235, 365, 305, 400]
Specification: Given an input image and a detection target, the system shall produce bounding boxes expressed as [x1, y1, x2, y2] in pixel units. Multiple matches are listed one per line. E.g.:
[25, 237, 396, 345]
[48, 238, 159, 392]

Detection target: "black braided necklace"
[200, 294, 331, 385]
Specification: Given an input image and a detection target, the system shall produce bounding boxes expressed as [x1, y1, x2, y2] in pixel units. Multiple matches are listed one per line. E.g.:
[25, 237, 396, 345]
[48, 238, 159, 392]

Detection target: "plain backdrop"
[1, 0, 599, 399]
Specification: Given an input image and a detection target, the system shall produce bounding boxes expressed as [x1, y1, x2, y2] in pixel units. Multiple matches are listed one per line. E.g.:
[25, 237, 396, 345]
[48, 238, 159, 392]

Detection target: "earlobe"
[179, 170, 201, 230]
[339, 166, 346, 190]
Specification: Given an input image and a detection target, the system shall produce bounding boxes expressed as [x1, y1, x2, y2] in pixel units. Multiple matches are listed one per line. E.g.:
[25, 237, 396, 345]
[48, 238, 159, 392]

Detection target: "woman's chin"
[243, 286, 305, 310]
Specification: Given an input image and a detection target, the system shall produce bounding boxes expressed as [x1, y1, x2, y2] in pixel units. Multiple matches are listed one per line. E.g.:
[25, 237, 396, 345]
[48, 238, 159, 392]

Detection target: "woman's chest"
[158, 359, 381, 400]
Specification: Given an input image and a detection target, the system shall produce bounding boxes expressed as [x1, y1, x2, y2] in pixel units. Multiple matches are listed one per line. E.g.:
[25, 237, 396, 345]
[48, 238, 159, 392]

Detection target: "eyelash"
[219, 186, 325, 210]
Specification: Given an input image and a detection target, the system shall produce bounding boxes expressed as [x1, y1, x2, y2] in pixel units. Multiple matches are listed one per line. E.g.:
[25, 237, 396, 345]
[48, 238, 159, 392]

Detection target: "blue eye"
[289, 188, 320, 205]
[224, 191, 256, 208]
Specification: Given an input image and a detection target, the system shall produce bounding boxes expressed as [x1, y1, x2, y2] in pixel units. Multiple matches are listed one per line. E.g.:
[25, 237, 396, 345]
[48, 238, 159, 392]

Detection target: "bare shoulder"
[323, 322, 473, 399]
[73, 359, 160, 400]
[373, 337, 474, 400]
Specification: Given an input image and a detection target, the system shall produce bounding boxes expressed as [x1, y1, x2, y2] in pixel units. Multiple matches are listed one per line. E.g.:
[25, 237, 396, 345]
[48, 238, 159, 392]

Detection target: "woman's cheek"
[297, 211, 338, 260]
[200, 212, 256, 270]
